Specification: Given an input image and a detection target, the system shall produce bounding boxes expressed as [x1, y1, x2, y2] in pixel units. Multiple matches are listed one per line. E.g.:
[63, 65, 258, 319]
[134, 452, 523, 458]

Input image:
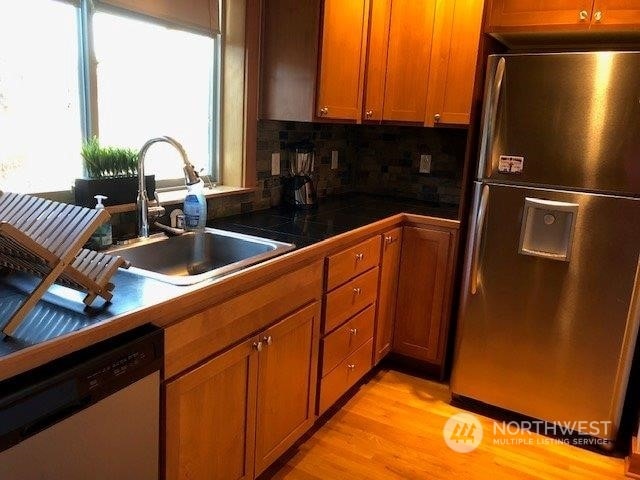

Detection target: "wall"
[257, 120, 466, 206]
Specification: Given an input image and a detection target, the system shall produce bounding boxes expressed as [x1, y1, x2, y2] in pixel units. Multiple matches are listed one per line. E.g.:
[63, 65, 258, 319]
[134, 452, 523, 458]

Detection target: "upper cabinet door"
[425, 0, 484, 127]
[487, 0, 594, 30]
[363, 0, 391, 122]
[590, 0, 640, 28]
[316, 0, 370, 121]
[382, 0, 437, 122]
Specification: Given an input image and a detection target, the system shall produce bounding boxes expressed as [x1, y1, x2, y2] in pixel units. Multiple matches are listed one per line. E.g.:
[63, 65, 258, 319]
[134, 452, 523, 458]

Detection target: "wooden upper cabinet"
[590, 0, 640, 28]
[254, 304, 318, 476]
[260, 0, 321, 122]
[374, 227, 402, 364]
[425, 0, 483, 127]
[381, 0, 437, 122]
[487, 0, 595, 30]
[393, 226, 453, 364]
[165, 338, 258, 480]
[316, 0, 370, 121]
[363, 0, 391, 122]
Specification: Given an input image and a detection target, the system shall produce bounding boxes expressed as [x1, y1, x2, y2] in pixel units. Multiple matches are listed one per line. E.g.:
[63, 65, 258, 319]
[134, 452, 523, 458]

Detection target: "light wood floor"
[269, 369, 626, 480]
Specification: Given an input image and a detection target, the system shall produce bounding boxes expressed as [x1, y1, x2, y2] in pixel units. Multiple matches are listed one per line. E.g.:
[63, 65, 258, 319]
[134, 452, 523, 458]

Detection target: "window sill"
[104, 186, 255, 214]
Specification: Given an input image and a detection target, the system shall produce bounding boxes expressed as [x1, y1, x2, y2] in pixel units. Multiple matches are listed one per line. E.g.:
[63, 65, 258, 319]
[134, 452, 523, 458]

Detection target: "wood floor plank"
[269, 369, 626, 480]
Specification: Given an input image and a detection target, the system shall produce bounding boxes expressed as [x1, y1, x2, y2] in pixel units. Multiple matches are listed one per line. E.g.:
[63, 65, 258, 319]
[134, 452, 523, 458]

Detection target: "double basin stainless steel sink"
[111, 228, 295, 285]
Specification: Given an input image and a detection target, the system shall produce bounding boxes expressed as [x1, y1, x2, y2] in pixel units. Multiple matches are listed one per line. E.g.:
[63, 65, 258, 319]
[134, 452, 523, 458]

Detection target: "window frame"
[68, 0, 222, 192]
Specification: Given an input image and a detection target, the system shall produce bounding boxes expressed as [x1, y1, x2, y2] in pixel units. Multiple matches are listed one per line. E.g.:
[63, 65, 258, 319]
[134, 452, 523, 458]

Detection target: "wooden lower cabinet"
[393, 226, 456, 364]
[374, 227, 403, 363]
[254, 303, 318, 475]
[165, 302, 320, 480]
[165, 338, 258, 480]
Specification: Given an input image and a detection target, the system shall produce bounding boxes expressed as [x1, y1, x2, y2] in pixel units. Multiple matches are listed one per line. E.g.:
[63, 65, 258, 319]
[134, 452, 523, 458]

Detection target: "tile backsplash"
[111, 120, 467, 239]
[257, 120, 467, 207]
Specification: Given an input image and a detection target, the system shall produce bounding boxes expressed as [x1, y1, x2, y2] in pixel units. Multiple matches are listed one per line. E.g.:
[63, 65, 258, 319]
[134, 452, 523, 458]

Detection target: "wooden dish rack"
[0, 191, 130, 337]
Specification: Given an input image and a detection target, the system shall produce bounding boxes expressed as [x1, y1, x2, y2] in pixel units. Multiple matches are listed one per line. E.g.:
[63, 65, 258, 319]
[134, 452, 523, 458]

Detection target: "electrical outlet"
[271, 152, 281, 176]
[419, 154, 432, 174]
[331, 150, 339, 170]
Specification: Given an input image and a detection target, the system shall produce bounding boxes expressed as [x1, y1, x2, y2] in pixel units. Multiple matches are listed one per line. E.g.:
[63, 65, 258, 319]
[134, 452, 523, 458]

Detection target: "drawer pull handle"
[355, 253, 364, 261]
[347, 364, 356, 370]
[349, 328, 358, 335]
[253, 341, 263, 352]
[262, 335, 273, 346]
[353, 287, 362, 295]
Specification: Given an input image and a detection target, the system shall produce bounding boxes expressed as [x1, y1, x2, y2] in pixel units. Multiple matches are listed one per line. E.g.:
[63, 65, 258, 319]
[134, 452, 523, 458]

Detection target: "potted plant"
[74, 137, 155, 207]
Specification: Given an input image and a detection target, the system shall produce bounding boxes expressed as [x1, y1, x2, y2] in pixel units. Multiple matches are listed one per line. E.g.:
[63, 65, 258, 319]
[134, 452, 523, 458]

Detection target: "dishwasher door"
[0, 371, 159, 480]
[0, 325, 162, 480]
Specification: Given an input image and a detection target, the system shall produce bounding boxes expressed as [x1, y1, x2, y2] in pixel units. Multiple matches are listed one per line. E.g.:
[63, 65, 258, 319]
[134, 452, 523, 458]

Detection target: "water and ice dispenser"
[518, 198, 579, 261]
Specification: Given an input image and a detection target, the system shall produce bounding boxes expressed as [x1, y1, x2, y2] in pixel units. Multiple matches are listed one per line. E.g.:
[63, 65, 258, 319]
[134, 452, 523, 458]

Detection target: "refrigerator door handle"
[478, 57, 506, 179]
[470, 184, 490, 295]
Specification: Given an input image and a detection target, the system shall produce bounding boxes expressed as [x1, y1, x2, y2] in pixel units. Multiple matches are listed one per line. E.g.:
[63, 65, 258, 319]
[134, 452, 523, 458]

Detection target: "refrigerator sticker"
[498, 155, 524, 174]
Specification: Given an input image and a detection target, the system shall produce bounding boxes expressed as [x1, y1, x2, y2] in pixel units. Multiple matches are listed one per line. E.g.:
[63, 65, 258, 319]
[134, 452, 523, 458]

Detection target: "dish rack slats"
[0, 191, 130, 337]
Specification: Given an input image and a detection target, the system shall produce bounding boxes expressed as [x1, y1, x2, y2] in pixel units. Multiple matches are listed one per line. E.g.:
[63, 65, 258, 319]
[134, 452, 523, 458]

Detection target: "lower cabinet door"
[165, 339, 259, 480]
[254, 303, 319, 476]
[393, 226, 453, 363]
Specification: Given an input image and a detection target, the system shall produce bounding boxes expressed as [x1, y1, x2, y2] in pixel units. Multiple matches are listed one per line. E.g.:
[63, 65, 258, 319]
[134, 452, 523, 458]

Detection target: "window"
[0, 0, 220, 194]
[93, 11, 217, 182]
[0, 0, 83, 193]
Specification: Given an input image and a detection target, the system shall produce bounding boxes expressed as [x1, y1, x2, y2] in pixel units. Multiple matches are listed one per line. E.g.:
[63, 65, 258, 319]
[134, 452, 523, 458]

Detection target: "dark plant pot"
[74, 175, 156, 208]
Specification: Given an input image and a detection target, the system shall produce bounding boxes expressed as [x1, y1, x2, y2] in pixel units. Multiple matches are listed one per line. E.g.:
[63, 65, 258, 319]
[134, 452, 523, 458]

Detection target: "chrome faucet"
[136, 136, 200, 238]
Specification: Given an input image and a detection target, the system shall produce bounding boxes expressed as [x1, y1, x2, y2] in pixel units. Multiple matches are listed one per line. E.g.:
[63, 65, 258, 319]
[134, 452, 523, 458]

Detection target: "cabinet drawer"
[324, 267, 379, 334]
[321, 304, 375, 377]
[318, 338, 373, 414]
[326, 236, 381, 291]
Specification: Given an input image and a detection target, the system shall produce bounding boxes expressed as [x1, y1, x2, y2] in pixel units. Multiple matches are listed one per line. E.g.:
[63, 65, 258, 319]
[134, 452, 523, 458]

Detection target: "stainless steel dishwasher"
[0, 324, 162, 480]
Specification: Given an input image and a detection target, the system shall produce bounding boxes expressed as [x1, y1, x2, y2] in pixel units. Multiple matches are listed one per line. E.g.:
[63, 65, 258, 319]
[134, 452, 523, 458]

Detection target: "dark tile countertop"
[0, 193, 458, 362]
[208, 193, 458, 248]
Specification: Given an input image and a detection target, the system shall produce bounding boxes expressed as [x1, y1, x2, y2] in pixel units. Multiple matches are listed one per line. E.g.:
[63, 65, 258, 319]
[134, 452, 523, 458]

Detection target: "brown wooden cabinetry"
[254, 304, 318, 475]
[393, 225, 456, 364]
[425, 0, 484, 127]
[165, 337, 258, 480]
[260, 0, 321, 122]
[316, 0, 370, 121]
[362, 0, 437, 123]
[590, 0, 640, 28]
[374, 227, 402, 364]
[318, 236, 380, 414]
[165, 302, 319, 480]
[487, 0, 640, 31]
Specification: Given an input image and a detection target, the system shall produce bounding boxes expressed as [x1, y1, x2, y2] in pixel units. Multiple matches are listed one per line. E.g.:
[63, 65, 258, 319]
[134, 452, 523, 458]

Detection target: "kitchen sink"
[110, 228, 295, 285]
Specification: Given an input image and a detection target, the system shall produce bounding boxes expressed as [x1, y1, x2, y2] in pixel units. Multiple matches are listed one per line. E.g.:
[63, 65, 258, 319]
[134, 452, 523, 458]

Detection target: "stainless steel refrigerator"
[451, 51, 640, 441]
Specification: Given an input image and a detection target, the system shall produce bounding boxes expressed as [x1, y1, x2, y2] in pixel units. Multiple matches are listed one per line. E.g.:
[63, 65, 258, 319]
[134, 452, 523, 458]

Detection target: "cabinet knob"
[353, 287, 362, 295]
[253, 341, 263, 352]
[349, 328, 358, 336]
[347, 364, 356, 371]
[355, 252, 364, 261]
[365, 110, 373, 119]
[434, 113, 441, 122]
[385, 235, 395, 244]
[579, 10, 589, 20]
[593, 10, 602, 22]
[319, 106, 328, 116]
[262, 335, 273, 346]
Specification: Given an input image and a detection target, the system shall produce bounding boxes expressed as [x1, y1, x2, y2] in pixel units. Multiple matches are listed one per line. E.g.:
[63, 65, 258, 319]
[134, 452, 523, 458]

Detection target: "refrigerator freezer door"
[479, 52, 640, 196]
[452, 183, 640, 439]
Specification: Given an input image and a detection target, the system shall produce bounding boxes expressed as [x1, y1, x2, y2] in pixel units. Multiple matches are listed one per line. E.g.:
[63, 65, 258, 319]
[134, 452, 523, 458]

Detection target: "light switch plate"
[420, 154, 432, 174]
[271, 152, 281, 176]
[331, 150, 338, 170]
